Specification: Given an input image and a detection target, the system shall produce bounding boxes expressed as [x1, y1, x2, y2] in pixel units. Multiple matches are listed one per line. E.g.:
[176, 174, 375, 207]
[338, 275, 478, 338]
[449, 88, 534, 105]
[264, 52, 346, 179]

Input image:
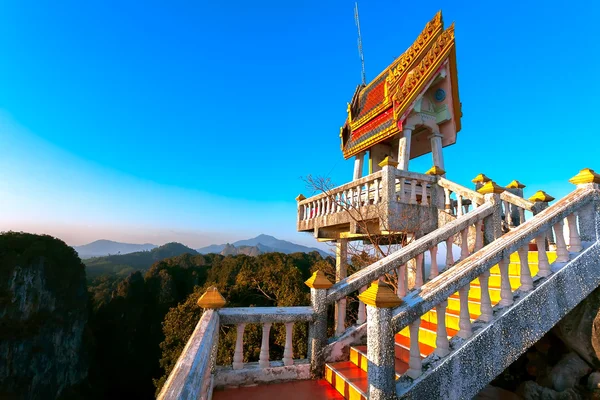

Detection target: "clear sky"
[0, 0, 598, 249]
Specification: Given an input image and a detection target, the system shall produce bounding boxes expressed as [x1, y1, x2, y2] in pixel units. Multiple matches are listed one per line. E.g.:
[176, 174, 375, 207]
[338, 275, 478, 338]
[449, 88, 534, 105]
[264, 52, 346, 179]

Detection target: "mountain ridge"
[73, 239, 157, 259]
[197, 234, 330, 257]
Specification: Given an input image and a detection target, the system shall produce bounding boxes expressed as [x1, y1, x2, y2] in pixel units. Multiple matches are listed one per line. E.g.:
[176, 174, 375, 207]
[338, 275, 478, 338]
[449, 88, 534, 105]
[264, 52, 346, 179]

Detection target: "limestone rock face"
[0, 232, 89, 399]
[554, 286, 600, 368]
[517, 381, 582, 400]
[548, 352, 591, 392]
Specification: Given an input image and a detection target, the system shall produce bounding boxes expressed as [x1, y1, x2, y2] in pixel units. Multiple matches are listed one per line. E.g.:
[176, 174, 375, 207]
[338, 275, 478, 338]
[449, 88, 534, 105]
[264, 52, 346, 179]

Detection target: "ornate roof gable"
[340, 11, 461, 160]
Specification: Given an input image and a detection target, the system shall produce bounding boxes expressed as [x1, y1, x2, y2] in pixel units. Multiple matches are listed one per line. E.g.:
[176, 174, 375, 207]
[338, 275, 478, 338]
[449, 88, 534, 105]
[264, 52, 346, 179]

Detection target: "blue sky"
[0, 1, 598, 248]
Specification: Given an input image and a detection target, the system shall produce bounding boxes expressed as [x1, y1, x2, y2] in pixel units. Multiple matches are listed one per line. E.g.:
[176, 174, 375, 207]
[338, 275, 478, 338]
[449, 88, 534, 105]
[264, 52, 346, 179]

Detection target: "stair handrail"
[157, 309, 219, 400]
[437, 177, 485, 205]
[500, 190, 535, 211]
[325, 201, 495, 304]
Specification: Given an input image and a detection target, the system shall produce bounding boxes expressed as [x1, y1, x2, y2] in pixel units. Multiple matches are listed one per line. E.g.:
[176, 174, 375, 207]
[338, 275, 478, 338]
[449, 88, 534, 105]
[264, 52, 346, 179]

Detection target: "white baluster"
[357, 286, 367, 324]
[283, 322, 294, 366]
[518, 246, 533, 291]
[400, 179, 406, 202]
[434, 300, 450, 357]
[415, 253, 424, 289]
[519, 208, 525, 225]
[233, 323, 246, 370]
[478, 271, 493, 322]
[445, 236, 454, 269]
[460, 228, 469, 260]
[348, 188, 354, 208]
[457, 196, 464, 216]
[336, 298, 346, 336]
[421, 182, 428, 206]
[259, 322, 272, 368]
[410, 180, 417, 204]
[463, 202, 470, 214]
[457, 284, 472, 338]
[357, 185, 362, 207]
[406, 320, 422, 379]
[566, 214, 583, 252]
[475, 220, 483, 251]
[429, 245, 439, 279]
[498, 257, 513, 307]
[553, 220, 570, 262]
[504, 201, 513, 227]
[444, 187, 452, 213]
[536, 234, 551, 277]
[375, 178, 380, 203]
[397, 264, 407, 297]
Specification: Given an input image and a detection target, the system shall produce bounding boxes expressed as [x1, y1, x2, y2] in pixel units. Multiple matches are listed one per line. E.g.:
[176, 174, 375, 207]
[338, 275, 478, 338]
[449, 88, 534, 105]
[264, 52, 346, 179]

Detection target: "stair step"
[397, 318, 459, 350]
[325, 361, 368, 400]
[350, 345, 409, 377]
[323, 251, 559, 398]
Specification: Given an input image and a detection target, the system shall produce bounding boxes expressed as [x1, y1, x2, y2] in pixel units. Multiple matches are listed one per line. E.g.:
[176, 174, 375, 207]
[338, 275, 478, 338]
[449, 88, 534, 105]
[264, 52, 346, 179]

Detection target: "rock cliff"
[0, 232, 89, 399]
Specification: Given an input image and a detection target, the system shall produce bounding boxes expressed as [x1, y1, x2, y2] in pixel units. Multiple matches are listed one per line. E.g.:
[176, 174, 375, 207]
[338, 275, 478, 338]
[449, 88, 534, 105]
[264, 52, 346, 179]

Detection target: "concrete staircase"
[324, 250, 557, 399]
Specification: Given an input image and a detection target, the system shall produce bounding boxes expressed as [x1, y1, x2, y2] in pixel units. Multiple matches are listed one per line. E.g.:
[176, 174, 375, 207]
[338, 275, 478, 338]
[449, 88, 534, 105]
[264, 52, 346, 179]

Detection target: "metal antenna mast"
[354, 2, 366, 85]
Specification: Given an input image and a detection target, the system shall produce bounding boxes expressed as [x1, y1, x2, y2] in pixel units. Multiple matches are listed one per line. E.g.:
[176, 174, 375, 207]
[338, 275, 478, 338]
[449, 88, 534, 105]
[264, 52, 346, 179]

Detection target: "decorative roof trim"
[348, 11, 444, 132]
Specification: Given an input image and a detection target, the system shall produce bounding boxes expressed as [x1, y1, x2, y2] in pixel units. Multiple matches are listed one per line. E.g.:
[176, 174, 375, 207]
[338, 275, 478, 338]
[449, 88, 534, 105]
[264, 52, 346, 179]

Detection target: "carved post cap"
[305, 270, 333, 289]
[569, 168, 600, 185]
[378, 156, 399, 168]
[528, 190, 555, 203]
[506, 180, 526, 189]
[296, 194, 306, 201]
[477, 181, 505, 194]
[197, 286, 226, 309]
[358, 281, 403, 308]
[472, 173, 492, 184]
[425, 166, 446, 176]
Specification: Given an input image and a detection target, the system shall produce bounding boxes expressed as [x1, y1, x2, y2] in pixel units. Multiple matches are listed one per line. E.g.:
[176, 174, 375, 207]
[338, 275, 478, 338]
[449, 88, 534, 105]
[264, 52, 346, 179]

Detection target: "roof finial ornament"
[354, 2, 367, 86]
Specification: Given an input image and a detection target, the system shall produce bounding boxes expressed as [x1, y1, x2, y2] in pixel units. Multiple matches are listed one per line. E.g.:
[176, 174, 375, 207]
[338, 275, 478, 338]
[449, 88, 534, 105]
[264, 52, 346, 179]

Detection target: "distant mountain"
[197, 234, 330, 257]
[83, 242, 198, 278]
[73, 240, 157, 259]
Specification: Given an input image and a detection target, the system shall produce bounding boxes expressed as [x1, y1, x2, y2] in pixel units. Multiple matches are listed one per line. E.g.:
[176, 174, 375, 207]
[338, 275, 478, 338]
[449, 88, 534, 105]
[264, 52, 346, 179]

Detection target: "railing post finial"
[197, 286, 226, 309]
[569, 168, 600, 186]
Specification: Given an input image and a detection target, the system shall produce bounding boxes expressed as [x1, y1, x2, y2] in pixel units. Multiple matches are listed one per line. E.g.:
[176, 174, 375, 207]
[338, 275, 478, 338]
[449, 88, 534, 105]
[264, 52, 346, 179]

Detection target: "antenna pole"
[354, 2, 366, 85]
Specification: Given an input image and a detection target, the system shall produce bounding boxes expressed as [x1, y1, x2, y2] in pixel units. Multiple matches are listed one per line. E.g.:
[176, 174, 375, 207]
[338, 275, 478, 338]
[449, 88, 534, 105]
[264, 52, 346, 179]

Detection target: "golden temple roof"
[340, 11, 461, 159]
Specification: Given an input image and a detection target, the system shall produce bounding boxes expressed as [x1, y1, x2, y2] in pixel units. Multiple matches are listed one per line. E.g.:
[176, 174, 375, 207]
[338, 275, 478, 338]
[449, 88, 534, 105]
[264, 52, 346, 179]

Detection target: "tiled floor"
[212, 379, 345, 400]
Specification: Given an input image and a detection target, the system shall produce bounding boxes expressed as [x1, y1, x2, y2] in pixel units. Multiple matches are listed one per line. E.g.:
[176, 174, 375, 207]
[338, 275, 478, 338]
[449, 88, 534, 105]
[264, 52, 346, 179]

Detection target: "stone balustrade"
[388, 182, 598, 391]
[438, 177, 485, 216]
[296, 163, 441, 238]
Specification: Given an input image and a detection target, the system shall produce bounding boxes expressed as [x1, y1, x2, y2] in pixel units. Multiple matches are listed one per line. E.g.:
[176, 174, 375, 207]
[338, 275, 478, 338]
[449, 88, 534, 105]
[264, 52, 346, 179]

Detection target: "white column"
[478, 271, 493, 322]
[460, 228, 469, 260]
[428, 132, 445, 170]
[397, 264, 408, 297]
[406, 320, 422, 378]
[397, 126, 414, 171]
[428, 245, 439, 279]
[283, 322, 294, 366]
[259, 322, 272, 368]
[536, 234, 551, 277]
[335, 240, 348, 336]
[434, 300, 450, 357]
[518, 246, 533, 291]
[445, 236, 454, 269]
[498, 258, 513, 307]
[457, 284, 472, 339]
[566, 214, 583, 252]
[353, 152, 365, 180]
[554, 220, 570, 262]
[233, 323, 246, 370]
